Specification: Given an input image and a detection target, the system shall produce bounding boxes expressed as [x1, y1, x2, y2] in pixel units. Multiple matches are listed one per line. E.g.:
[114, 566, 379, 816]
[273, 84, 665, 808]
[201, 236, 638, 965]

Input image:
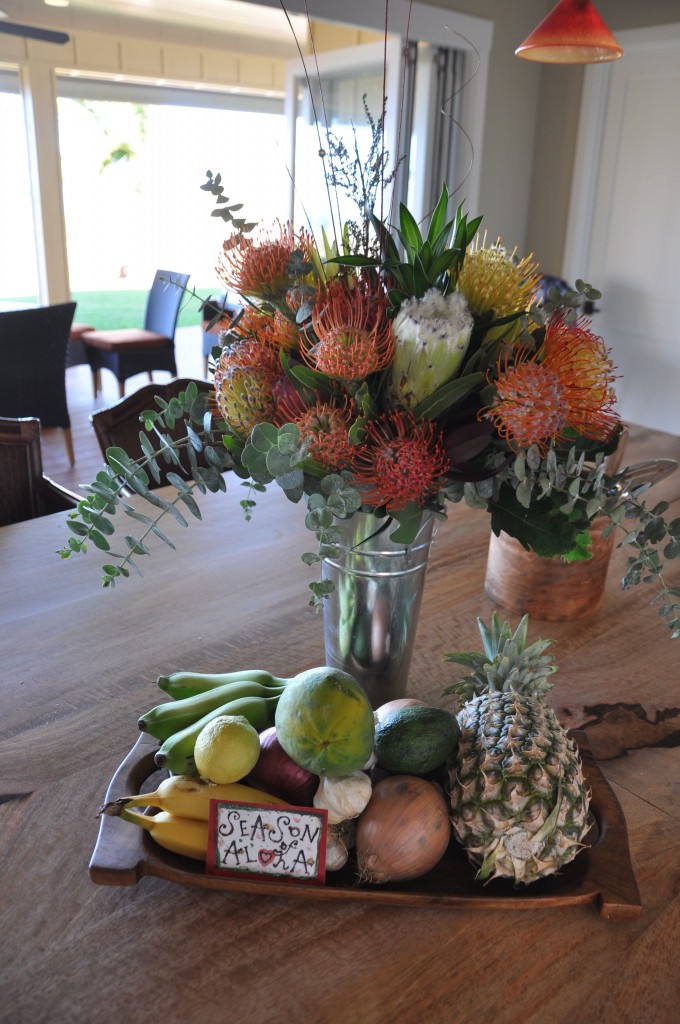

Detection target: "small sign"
[205, 800, 328, 885]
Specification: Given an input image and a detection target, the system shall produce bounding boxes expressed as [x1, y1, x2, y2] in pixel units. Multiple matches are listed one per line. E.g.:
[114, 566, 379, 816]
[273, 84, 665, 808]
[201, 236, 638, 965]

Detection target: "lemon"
[193, 715, 261, 784]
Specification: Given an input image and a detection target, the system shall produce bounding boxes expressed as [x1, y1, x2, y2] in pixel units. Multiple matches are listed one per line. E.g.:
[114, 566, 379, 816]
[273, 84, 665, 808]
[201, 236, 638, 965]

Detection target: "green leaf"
[276, 468, 304, 493]
[178, 492, 202, 518]
[124, 536, 150, 555]
[66, 520, 91, 537]
[389, 504, 424, 545]
[166, 473, 192, 493]
[90, 530, 112, 552]
[325, 254, 380, 268]
[425, 184, 450, 245]
[413, 372, 485, 420]
[249, 423, 279, 452]
[286, 360, 333, 392]
[397, 202, 424, 253]
[86, 512, 115, 535]
[488, 487, 583, 558]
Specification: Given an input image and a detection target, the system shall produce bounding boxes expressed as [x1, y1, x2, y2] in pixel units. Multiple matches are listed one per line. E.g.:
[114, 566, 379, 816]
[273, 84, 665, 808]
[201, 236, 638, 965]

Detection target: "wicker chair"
[90, 377, 219, 490]
[81, 270, 190, 399]
[0, 302, 77, 465]
[0, 416, 80, 527]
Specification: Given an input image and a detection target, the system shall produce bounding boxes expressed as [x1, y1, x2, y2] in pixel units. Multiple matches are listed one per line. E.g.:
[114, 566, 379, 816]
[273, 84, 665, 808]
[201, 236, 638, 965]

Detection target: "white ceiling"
[1, 0, 312, 44]
[68, 0, 306, 36]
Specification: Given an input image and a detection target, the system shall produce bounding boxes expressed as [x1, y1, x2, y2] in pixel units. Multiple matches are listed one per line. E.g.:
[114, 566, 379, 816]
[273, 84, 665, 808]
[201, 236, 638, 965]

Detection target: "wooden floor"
[41, 326, 207, 493]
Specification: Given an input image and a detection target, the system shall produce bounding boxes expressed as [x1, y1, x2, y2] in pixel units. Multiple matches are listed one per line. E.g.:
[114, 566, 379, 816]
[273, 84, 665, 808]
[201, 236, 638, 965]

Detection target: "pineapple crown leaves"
[442, 612, 557, 703]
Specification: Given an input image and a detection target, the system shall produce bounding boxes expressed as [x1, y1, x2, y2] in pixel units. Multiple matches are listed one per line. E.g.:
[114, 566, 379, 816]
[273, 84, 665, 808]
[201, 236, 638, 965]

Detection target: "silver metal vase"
[321, 511, 436, 708]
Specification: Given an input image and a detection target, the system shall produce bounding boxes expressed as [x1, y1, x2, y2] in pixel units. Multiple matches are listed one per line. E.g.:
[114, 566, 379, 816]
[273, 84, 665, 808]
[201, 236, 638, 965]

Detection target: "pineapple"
[443, 612, 591, 885]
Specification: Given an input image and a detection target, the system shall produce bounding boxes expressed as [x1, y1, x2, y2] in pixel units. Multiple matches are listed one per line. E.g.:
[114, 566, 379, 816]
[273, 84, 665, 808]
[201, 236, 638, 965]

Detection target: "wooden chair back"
[0, 416, 80, 527]
[90, 377, 218, 489]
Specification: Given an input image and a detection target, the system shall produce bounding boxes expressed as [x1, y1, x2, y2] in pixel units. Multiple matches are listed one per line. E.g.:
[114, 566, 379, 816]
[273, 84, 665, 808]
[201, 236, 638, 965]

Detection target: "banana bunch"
[108, 665, 327, 861]
[140, 668, 290, 775]
[102, 775, 285, 861]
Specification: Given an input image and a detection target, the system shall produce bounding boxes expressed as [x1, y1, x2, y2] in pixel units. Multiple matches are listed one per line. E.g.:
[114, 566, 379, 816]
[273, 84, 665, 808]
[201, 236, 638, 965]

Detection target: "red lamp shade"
[515, 0, 623, 64]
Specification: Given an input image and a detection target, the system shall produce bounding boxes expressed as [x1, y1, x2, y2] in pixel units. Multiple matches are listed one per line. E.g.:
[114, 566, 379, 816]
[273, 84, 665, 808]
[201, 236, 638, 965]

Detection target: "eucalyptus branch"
[57, 381, 233, 586]
[600, 485, 680, 637]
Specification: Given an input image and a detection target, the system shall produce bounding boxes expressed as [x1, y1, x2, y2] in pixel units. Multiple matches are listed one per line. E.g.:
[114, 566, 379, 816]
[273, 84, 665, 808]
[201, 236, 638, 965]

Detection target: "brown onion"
[246, 727, 318, 806]
[375, 698, 429, 723]
[355, 775, 450, 884]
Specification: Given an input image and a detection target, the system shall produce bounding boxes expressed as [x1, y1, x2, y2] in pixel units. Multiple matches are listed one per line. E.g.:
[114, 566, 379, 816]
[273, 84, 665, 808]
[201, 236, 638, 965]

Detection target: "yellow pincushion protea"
[214, 366, 278, 438]
[457, 236, 542, 340]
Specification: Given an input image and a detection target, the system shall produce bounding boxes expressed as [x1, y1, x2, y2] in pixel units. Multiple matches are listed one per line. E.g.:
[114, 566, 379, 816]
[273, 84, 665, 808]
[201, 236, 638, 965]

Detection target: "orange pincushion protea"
[352, 411, 450, 513]
[302, 276, 395, 380]
[215, 333, 281, 378]
[234, 306, 300, 355]
[295, 401, 357, 473]
[218, 221, 314, 300]
[483, 311, 620, 451]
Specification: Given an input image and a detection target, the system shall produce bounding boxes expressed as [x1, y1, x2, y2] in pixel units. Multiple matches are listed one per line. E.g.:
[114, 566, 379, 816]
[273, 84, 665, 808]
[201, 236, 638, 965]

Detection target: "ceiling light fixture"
[44, 1, 70, 8]
[515, 0, 623, 64]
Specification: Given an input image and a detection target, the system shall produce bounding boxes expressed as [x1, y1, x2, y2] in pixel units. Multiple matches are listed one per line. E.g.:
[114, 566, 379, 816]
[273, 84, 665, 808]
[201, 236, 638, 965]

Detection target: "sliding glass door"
[0, 69, 40, 307]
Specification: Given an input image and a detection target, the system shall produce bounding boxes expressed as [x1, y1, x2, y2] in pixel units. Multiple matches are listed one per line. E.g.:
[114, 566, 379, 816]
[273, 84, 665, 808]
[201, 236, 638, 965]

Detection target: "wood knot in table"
[559, 702, 680, 760]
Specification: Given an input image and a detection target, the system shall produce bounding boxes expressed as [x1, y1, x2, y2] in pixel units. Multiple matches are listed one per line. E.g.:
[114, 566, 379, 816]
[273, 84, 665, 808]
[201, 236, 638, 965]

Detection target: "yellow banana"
[100, 774, 285, 821]
[120, 808, 208, 861]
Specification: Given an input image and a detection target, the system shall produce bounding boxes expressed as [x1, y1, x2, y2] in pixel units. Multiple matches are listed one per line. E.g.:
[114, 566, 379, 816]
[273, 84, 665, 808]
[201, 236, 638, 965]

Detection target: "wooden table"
[1, 424, 679, 1024]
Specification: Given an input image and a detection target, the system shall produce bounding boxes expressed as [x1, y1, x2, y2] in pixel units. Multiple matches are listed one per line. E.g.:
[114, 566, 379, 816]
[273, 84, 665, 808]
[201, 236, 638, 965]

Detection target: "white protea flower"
[389, 288, 473, 411]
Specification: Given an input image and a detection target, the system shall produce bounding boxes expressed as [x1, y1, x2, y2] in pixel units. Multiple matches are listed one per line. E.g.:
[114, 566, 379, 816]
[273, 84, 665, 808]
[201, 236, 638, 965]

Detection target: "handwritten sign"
[205, 800, 328, 885]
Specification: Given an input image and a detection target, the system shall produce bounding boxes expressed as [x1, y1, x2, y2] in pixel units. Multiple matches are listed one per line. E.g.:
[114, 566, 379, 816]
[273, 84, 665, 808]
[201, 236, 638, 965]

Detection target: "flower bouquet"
[60, 115, 680, 656]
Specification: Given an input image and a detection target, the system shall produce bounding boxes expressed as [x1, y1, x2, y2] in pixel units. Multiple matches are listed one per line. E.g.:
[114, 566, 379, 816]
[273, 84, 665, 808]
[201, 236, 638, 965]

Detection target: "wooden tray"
[89, 730, 641, 920]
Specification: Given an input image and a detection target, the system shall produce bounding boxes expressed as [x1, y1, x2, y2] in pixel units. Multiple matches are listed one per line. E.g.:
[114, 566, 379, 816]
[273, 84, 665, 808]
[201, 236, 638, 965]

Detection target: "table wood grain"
[1, 424, 679, 1024]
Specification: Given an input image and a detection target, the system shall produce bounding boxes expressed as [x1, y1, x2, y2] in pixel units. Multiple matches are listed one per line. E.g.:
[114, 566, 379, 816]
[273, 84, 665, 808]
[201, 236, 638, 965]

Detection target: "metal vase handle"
[614, 458, 678, 498]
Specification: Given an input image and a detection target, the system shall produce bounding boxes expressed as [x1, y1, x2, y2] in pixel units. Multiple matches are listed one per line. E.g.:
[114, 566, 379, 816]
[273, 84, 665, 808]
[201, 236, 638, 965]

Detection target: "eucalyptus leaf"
[178, 492, 202, 518]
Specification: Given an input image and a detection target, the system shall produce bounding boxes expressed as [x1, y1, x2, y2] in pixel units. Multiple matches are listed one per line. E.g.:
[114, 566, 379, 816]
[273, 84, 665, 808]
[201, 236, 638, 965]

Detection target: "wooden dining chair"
[0, 301, 77, 465]
[80, 270, 190, 399]
[0, 416, 81, 527]
[90, 377, 223, 489]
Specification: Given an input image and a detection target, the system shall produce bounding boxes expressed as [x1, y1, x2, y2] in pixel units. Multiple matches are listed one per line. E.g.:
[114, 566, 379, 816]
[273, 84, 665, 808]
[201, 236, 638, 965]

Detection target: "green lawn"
[5, 288, 211, 330]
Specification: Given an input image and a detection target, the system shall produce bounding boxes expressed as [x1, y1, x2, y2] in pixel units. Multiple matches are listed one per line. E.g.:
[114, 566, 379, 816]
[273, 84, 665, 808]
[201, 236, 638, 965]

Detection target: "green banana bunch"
[154, 694, 280, 775]
[139, 678, 285, 741]
[120, 808, 209, 861]
[100, 774, 285, 821]
[157, 668, 289, 700]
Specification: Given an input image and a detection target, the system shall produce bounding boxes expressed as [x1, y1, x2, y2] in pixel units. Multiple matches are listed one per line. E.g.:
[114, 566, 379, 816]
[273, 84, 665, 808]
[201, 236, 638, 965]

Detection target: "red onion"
[246, 727, 319, 807]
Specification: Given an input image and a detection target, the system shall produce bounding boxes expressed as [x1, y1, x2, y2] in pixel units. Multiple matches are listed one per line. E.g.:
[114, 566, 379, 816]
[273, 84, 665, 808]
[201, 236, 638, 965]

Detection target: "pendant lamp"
[515, 0, 623, 64]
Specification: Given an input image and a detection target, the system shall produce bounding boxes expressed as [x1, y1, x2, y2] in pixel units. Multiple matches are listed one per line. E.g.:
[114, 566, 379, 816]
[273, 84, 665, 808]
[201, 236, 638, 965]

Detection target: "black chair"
[81, 270, 190, 399]
[90, 377, 221, 490]
[0, 302, 77, 465]
[0, 416, 80, 527]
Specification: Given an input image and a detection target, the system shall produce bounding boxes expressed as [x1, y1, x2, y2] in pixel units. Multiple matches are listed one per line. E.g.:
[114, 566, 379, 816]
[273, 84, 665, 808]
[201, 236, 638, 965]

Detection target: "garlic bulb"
[326, 826, 349, 871]
[313, 771, 373, 824]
